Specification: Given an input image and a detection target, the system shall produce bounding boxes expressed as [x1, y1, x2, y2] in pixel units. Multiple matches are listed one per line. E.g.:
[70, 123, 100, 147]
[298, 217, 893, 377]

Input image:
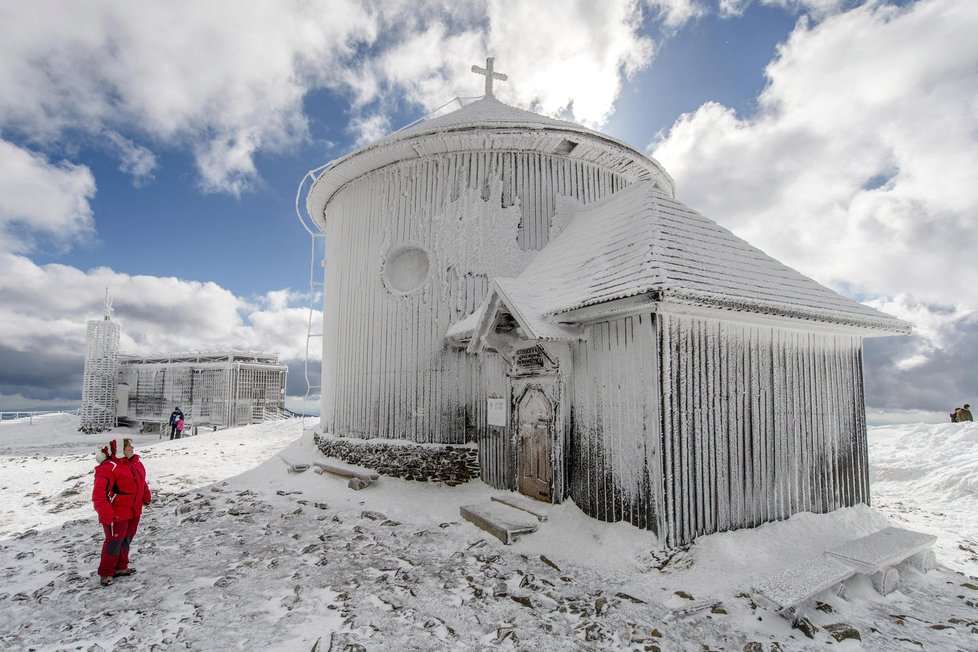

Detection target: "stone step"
[491, 493, 550, 522]
[752, 554, 855, 613]
[460, 502, 539, 545]
[824, 526, 937, 575]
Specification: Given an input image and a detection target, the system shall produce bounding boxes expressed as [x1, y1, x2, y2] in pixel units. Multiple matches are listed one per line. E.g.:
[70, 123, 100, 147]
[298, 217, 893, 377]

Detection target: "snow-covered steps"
[490, 493, 549, 521]
[825, 526, 938, 595]
[752, 526, 939, 613]
[825, 526, 937, 575]
[752, 554, 855, 613]
[460, 501, 539, 544]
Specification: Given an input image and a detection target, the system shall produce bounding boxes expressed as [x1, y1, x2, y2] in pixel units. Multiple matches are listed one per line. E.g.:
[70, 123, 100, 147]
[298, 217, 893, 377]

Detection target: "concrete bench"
[461, 502, 539, 544]
[752, 526, 938, 614]
[752, 554, 855, 614]
[825, 526, 937, 595]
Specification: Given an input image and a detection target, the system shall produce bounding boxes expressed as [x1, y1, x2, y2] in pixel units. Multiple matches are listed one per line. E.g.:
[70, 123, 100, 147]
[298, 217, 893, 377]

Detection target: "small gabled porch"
[448, 279, 583, 505]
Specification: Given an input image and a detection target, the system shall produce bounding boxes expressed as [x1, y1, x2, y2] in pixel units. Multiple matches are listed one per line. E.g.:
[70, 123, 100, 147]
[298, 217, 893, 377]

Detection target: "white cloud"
[319, 0, 664, 129]
[0, 0, 376, 195]
[652, 0, 978, 311]
[0, 139, 96, 252]
[863, 294, 975, 379]
[0, 1, 673, 195]
[486, 0, 655, 126]
[348, 114, 392, 148]
[103, 131, 157, 186]
[720, 0, 852, 19]
[0, 253, 321, 403]
[646, 0, 707, 28]
[651, 0, 978, 410]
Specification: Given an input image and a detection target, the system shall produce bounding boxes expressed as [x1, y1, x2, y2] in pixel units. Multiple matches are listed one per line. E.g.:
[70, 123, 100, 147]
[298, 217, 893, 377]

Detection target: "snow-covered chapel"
[303, 60, 909, 546]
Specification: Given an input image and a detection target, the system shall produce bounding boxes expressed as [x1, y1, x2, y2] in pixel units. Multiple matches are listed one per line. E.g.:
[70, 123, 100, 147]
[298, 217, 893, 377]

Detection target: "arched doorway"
[516, 387, 553, 501]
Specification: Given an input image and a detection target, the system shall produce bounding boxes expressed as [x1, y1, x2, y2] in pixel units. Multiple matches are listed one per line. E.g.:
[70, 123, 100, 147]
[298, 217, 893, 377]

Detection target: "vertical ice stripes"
[322, 150, 627, 444]
[656, 313, 868, 547]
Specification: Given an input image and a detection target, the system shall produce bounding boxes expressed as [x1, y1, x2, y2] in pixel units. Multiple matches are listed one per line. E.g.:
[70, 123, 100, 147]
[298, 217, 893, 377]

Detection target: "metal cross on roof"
[471, 57, 508, 97]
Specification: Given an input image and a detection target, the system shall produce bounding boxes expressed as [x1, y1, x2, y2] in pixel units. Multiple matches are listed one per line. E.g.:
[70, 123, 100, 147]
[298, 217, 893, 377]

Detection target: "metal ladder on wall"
[295, 165, 328, 413]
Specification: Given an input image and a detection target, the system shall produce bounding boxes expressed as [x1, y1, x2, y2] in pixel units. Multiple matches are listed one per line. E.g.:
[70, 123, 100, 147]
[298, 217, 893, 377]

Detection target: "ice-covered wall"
[656, 313, 869, 548]
[321, 149, 632, 443]
[119, 360, 287, 429]
[567, 310, 869, 546]
[569, 313, 660, 531]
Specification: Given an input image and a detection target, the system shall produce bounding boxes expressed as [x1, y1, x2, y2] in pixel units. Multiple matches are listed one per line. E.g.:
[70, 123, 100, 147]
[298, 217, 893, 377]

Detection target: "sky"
[1, 0, 974, 420]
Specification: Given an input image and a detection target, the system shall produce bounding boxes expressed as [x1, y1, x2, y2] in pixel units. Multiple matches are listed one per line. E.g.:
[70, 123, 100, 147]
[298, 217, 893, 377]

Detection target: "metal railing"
[259, 406, 297, 422]
[0, 409, 80, 425]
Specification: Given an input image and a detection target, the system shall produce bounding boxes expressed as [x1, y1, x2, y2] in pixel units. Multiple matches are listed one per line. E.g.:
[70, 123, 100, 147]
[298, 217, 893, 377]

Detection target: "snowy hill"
[0, 416, 976, 650]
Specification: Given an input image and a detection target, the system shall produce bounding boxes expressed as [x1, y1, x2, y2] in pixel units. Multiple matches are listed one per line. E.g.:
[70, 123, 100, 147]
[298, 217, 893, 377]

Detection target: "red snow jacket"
[92, 458, 129, 524]
[119, 454, 152, 516]
[92, 455, 147, 524]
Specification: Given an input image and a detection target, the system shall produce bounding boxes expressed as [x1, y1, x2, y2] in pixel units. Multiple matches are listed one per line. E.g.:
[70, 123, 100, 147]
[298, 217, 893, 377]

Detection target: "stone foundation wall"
[313, 434, 480, 486]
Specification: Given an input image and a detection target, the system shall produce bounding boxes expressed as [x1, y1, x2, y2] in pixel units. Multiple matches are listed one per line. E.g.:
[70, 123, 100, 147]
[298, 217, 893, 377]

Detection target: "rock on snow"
[0, 415, 976, 650]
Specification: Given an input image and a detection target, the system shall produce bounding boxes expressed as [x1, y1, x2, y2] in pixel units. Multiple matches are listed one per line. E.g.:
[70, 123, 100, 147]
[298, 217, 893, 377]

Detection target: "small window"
[382, 244, 430, 295]
[552, 139, 578, 156]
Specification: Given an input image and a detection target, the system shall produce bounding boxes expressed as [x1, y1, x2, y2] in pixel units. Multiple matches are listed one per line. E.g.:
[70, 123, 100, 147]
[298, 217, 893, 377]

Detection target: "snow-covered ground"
[0, 415, 976, 650]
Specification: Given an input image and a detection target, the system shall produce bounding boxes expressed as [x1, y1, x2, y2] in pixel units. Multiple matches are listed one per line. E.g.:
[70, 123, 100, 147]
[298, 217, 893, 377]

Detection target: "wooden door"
[517, 387, 553, 501]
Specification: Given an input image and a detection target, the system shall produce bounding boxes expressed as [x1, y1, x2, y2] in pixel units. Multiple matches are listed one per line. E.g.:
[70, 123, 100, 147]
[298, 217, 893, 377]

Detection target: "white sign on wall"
[487, 397, 507, 427]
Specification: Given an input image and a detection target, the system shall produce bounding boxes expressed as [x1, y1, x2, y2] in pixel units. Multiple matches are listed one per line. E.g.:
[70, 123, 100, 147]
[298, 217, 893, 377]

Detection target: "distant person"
[168, 406, 184, 440]
[175, 416, 185, 439]
[953, 404, 973, 422]
[92, 438, 151, 587]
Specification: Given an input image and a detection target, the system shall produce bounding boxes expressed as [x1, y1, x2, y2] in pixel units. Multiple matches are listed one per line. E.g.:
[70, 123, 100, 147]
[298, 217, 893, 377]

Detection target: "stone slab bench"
[753, 526, 939, 613]
[824, 526, 937, 595]
[752, 554, 855, 614]
[490, 494, 549, 521]
[461, 502, 539, 545]
[825, 526, 937, 574]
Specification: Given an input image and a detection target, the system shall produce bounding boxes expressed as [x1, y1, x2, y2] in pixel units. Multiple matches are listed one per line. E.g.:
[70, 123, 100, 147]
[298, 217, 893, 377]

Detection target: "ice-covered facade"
[117, 351, 289, 431]
[303, 67, 909, 546]
[79, 293, 121, 433]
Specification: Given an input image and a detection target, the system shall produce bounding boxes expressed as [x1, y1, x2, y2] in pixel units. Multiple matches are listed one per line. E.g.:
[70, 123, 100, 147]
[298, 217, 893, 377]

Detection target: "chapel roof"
[304, 96, 674, 228]
[460, 181, 910, 340]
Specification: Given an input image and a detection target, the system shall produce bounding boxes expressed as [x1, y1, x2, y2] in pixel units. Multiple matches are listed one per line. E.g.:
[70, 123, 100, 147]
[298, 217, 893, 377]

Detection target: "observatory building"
[117, 351, 289, 431]
[77, 297, 289, 433]
[301, 60, 909, 546]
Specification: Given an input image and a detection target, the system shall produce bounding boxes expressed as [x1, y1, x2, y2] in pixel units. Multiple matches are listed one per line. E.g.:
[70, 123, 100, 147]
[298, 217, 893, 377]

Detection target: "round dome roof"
[305, 96, 674, 228]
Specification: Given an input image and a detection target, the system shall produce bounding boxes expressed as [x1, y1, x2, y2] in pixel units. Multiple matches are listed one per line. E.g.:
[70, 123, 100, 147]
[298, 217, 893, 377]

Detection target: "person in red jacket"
[92, 438, 151, 586]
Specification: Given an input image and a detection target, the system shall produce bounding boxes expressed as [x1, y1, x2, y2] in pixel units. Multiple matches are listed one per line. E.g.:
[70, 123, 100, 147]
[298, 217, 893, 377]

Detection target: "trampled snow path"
[1, 417, 977, 650]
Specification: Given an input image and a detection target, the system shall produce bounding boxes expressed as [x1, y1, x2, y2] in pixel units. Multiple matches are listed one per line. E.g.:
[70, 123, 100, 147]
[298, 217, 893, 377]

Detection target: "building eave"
[554, 290, 912, 337]
[305, 124, 675, 231]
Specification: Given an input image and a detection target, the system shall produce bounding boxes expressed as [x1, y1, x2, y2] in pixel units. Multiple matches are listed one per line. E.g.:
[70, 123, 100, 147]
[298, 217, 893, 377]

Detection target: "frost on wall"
[431, 180, 536, 323]
[570, 313, 658, 530]
[321, 146, 636, 443]
[433, 181, 536, 278]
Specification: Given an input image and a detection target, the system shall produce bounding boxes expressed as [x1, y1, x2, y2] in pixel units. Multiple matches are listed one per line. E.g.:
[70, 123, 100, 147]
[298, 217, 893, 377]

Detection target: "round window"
[382, 244, 430, 294]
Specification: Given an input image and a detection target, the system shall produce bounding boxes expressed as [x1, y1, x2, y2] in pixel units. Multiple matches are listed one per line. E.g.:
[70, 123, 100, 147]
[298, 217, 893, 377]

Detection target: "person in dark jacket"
[954, 404, 973, 422]
[92, 438, 151, 586]
[168, 407, 184, 440]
